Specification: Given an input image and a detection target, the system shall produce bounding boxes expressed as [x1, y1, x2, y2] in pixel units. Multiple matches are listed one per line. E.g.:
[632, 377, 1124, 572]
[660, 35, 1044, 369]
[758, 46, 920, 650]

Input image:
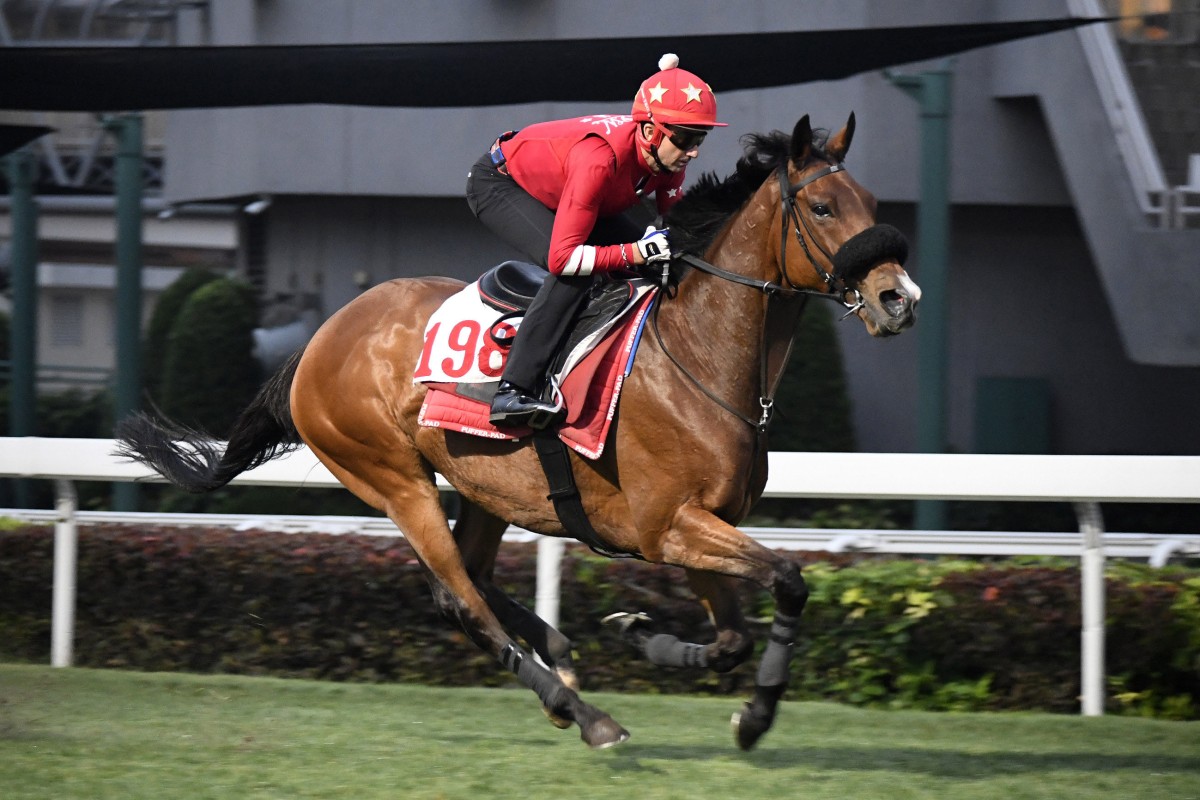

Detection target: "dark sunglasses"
[665, 125, 708, 151]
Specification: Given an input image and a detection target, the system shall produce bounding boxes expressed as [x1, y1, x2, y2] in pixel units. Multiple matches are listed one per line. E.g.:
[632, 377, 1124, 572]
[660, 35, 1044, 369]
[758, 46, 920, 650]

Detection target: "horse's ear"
[790, 115, 813, 164]
[827, 112, 856, 162]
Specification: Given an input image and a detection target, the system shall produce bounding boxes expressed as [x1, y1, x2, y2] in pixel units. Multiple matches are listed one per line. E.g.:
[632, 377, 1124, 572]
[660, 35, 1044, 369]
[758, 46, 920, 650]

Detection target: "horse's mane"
[665, 127, 832, 258]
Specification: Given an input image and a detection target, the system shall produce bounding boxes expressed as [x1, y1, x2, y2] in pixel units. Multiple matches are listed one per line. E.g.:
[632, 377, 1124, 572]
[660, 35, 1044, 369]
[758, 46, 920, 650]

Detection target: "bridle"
[649, 158, 870, 432]
[776, 161, 867, 319]
[663, 160, 871, 313]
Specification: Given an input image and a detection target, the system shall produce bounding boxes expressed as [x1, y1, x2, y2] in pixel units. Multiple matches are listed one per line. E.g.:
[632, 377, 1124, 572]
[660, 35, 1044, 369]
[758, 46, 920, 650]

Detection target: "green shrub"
[0, 387, 113, 508]
[152, 485, 381, 517]
[160, 278, 260, 436]
[0, 386, 111, 439]
[142, 268, 221, 406]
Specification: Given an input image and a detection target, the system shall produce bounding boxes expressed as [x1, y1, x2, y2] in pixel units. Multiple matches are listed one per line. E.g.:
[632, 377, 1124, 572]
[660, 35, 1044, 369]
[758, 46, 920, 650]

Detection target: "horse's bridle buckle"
[757, 397, 774, 431]
[838, 289, 865, 321]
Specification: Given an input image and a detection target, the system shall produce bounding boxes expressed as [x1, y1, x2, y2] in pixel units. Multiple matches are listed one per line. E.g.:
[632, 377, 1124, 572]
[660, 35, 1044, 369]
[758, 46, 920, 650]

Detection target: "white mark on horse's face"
[897, 270, 922, 303]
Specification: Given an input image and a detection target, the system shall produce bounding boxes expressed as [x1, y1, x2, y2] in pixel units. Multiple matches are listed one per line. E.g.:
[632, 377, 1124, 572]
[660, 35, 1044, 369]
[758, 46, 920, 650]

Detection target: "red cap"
[631, 53, 727, 129]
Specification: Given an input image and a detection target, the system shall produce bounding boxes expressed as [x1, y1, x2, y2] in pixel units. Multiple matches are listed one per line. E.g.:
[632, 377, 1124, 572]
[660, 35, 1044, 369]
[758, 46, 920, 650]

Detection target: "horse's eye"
[811, 204, 832, 218]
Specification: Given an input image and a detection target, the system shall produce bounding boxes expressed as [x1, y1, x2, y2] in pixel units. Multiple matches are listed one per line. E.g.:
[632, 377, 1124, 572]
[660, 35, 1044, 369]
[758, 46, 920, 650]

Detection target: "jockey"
[466, 53, 727, 427]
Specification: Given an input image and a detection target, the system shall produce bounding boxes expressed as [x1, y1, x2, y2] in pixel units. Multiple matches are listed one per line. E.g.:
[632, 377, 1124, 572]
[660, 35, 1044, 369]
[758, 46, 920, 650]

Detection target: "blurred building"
[0, 2, 238, 391]
[2, 0, 1199, 455]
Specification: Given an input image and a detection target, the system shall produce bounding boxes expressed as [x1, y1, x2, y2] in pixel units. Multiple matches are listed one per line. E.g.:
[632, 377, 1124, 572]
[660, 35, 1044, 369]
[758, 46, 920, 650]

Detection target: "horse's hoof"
[731, 702, 772, 751]
[601, 611, 652, 629]
[580, 715, 631, 749]
[601, 612, 652, 645]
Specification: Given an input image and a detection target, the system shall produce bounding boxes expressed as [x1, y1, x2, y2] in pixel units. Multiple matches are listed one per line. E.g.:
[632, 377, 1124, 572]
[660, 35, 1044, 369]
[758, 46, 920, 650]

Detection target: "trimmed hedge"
[1, 523, 1196, 719]
[160, 277, 261, 437]
[141, 268, 222, 407]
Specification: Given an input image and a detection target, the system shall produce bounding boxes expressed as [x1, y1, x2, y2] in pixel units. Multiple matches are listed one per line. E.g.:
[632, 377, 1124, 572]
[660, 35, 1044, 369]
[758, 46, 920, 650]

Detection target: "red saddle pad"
[418, 291, 654, 459]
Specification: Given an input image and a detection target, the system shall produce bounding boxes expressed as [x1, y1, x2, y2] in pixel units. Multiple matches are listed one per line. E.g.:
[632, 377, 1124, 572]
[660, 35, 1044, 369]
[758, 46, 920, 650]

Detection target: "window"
[49, 293, 84, 347]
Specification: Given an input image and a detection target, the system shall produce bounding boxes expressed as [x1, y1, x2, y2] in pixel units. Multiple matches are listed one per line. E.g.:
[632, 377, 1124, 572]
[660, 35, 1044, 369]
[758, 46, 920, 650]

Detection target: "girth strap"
[531, 430, 642, 561]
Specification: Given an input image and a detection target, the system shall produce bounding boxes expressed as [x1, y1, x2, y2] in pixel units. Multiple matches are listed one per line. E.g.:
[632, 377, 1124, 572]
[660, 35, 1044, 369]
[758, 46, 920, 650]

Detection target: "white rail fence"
[2, 437, 1199, 718]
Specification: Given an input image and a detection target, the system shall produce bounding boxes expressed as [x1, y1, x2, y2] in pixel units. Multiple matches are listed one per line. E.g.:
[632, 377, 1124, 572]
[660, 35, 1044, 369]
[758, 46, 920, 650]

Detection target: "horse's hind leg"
[385, 486, 625, 745]
[606, 570, 754, 673]
[354, 468, 626, 746]
[450, 500, 579, 728]
[686, 570, 756, 671]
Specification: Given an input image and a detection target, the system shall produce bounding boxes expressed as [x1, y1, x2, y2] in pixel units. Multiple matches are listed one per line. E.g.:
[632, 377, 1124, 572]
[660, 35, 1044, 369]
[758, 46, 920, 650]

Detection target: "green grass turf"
[1, 664, 1197, 800]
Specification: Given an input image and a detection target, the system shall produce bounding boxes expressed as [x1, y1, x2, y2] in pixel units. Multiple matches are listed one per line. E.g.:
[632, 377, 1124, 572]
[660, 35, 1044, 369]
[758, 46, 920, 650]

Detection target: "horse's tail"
[114, 349, 306, 493]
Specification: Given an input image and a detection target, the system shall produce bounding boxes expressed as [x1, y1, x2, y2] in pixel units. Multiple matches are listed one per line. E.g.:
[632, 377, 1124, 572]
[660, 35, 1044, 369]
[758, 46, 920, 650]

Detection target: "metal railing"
[3, 506, 1196, 566]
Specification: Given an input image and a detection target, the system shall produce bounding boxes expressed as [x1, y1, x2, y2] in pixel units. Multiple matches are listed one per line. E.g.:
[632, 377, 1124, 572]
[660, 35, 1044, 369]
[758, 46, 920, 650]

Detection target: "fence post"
[52, 479, 79, 668]
[1076, 501, 1105, 716]
[104, 113, 144, 512]
[535, 536, 565, 631]
[886, 63, 954, 531]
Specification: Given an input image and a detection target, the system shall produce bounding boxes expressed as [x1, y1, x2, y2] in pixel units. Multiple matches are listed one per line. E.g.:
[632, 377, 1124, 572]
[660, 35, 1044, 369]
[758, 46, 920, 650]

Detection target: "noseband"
[656, 159, 908, 433]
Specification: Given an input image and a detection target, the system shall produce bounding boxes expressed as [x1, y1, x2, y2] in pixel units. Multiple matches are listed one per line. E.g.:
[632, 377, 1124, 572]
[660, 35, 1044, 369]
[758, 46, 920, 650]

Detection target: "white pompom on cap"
[658, 53, 680, 70]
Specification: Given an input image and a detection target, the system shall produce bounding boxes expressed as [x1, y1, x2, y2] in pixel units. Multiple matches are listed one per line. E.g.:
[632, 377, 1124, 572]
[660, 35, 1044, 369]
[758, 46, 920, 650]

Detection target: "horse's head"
[779, 114, 920, 337]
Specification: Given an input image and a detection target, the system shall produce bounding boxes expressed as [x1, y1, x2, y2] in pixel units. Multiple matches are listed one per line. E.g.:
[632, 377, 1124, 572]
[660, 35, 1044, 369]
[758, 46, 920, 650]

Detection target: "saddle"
[415, 261, 656, 451]
[477, 260, 643, 377]
[478, 260, 545, 311]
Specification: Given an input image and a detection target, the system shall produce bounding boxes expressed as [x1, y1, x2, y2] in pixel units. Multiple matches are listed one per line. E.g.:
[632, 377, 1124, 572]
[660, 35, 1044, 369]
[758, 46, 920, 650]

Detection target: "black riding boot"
[490, 273, 591, 427]
[489, 381, 562, 428]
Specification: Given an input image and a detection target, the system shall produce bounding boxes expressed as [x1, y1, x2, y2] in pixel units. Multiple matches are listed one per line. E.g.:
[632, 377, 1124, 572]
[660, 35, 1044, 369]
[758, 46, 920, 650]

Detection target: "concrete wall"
[0, 200, 237, 387]
[842, 202, 1200, 456]
[262, 196, 516, 316]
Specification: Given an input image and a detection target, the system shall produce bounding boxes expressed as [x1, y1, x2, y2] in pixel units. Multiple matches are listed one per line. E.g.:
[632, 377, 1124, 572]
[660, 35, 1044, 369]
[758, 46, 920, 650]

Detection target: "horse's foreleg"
[687, 570, 756, 672]
[485, 586, 579, 729]
[484, 587, 578, 683]
[656, 507, 809, 751]
[731, 586, 804, 750]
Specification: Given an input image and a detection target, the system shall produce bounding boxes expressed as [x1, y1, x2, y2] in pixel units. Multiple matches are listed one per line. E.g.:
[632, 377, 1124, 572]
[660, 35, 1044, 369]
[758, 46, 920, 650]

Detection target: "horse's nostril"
[880, 289, 910, 318]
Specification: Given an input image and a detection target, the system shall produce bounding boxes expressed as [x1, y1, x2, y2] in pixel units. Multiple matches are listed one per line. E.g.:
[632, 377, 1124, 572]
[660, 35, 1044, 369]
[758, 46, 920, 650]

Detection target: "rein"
[650, 160, 861, 433]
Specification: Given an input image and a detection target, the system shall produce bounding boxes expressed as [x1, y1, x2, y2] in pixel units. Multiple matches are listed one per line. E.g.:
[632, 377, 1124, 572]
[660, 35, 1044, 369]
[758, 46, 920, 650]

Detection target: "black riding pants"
[466, 151, 645, 392]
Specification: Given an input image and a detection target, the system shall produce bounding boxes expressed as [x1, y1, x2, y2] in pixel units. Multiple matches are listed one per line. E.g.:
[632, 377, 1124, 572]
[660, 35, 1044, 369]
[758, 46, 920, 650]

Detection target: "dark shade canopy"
[0, 124, 55, 158]
[0, 16, 1110, 112]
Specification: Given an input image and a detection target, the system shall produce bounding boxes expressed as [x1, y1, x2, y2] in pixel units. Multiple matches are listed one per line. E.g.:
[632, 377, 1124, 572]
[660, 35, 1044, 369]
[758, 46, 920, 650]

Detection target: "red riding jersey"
[500, 114, 687, 277]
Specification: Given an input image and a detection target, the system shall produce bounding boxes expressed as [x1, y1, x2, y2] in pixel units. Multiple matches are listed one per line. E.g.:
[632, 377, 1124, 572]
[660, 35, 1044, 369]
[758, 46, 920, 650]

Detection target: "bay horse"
[117, 114, 919, 750]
